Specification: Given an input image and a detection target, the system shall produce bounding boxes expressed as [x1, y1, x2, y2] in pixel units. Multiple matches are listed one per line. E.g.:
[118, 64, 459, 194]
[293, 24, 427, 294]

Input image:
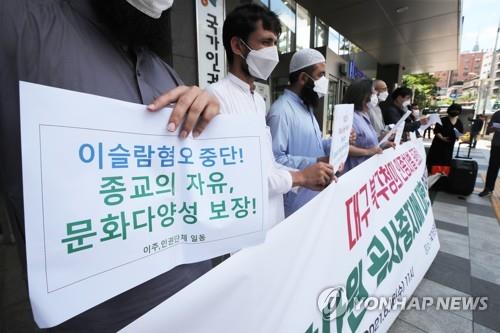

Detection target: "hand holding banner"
[379, 111, 411, 147]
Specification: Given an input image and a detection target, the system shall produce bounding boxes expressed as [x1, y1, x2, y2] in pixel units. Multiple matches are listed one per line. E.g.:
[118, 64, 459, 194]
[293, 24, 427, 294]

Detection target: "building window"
[314, 17, 328, 48]
[339, 36, 350, 56]
[271, 76, 289, 101]
[296, 3, 310, 50]
[328, 27, 340, 54]
[271, 0, 296, 54]
[326, 79, 339, 135]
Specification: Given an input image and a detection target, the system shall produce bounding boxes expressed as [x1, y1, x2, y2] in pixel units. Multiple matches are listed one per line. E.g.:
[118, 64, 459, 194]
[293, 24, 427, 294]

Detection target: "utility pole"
[483, 20, 500, 114]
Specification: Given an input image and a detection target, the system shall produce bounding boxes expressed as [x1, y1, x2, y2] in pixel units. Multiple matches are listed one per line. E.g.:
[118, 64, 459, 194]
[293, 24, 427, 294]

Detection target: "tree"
[402, 73, 440, 109]
[457, 91, 476, 104]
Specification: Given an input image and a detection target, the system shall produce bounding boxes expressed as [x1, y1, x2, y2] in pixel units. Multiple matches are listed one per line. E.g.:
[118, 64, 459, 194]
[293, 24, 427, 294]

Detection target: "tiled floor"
[1, 141, 500, 333]
[389, 143, 500, 333]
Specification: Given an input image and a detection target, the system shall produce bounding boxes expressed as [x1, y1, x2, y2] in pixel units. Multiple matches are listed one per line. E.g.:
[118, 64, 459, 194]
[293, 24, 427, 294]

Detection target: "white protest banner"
[418, 114, 442, 135]
[330, 104, 354, 172]
[379, 111, 411, 147]
[409, 131, 417, 141]
[394, 122, 405, 146]
[121, 140, 440, 333]
[196, 0, 226, 89]
[19, 82, 268, 328]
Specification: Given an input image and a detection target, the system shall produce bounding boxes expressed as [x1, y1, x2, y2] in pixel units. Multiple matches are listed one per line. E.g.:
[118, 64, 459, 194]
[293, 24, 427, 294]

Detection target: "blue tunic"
[345, 110, 379, 173]
[267, 89, 331, 216]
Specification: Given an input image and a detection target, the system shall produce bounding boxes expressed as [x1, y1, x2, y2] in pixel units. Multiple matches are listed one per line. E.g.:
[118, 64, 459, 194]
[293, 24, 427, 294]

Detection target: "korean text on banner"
[19, 82, 268, 328]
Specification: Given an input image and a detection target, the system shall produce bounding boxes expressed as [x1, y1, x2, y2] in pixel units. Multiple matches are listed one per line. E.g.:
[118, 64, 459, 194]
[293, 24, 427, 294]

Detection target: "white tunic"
[206, 73, 294, 229]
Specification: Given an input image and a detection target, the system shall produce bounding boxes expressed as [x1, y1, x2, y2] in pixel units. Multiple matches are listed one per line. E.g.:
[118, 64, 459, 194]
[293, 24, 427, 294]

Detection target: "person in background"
[206, 5, 334, 225]
[408, 102, 422, 139]
[368, 79, 388, 136]
[422, 107, 435, 139]
[426, 104, 464, 173]
[382, 87, 428, 135]
[479, 110, 500, 197]
[1, 0, 222, 331]
[266, 48, 339, 217]
[344, 79, 395, 173]
[469, 114, 485, 148]
[410, 102, 420, 119]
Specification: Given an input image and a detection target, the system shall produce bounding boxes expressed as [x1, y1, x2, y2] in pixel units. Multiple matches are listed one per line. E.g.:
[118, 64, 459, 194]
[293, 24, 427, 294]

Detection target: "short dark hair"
[342, 79, 373, 111]
[223, 4, 281, 64]
[391, 87, 412, 100]
[289, 64, 316, 85]
[447, 103, 462, 114]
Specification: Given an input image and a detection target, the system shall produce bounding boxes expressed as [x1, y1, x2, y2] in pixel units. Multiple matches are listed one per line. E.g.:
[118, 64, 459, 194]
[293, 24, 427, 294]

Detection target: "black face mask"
[299, 77, 319, 108]
[91, 0, 170, 50]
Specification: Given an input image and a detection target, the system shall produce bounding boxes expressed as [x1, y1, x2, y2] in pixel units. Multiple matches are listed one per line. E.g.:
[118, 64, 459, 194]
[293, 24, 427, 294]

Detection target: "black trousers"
[471, 133, 478, 148]
[485, 145, 500, 191]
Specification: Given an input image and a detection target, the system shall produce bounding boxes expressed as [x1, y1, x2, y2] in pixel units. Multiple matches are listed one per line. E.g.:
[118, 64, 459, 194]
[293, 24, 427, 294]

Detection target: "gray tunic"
[0, 0, 212, 331]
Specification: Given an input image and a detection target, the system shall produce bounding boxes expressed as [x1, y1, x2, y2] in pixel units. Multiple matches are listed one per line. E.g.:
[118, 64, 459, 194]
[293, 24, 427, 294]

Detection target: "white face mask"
[378, 91, 389, 102]
[240, 40, 279, 80]
[402, 99, 411, 110]
[370, 94, 379, 108]
[313, 76, 328, 98]
[308, 75, 329, 98]
[126, 0, 174, 19]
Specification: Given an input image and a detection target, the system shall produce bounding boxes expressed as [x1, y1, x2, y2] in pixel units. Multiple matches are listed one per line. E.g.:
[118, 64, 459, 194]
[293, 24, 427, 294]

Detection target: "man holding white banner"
[382, 87, 429, 137]
[207, 5, 335, 227]
[367, 79, 389, 136]
[1, 0, 227, 331]
[267, 48, 344, 217]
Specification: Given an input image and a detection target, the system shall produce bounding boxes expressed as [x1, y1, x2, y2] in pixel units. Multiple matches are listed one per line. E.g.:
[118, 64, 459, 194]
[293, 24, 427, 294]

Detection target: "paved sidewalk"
[389, 142, 500, 333]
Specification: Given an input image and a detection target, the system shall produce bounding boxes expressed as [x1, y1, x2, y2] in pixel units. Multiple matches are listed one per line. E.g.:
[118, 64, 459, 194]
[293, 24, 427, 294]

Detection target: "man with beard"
[0, 0, 219, 331]
[206, 5, 334, 228]
[267, 48, 337, 217]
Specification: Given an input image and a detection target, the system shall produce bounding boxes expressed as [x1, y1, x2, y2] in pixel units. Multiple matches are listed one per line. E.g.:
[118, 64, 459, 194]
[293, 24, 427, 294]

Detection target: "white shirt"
[206, 73, 293, 229]
[368, 103, 385, 135]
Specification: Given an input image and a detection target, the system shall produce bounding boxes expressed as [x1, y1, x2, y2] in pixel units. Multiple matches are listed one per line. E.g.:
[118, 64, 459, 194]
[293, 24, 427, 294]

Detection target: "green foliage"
[402, 73, 439, 109]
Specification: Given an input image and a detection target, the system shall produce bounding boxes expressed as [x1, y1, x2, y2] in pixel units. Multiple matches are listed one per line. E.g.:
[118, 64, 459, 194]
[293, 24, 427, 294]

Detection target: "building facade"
[166, 0, 461, 134]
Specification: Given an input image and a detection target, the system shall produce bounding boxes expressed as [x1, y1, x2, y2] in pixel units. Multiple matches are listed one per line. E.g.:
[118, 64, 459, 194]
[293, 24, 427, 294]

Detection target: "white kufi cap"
[289, 48, 326, 73]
